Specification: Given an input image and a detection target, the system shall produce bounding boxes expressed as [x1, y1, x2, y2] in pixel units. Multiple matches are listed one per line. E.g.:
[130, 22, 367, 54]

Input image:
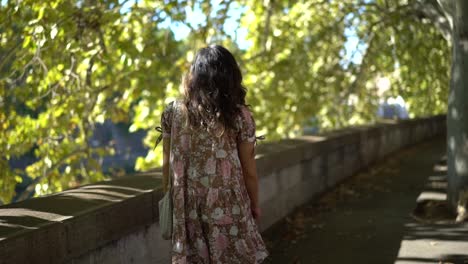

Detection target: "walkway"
[262, 137, 467, 263]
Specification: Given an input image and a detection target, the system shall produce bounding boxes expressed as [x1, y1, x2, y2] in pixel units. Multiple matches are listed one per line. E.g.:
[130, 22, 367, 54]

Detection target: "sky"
[121, 0, 251, 49]
[119, 0, 365, 65]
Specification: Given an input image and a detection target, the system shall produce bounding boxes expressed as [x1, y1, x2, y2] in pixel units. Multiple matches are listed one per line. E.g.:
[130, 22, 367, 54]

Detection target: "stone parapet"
[0, 115, 446, 264]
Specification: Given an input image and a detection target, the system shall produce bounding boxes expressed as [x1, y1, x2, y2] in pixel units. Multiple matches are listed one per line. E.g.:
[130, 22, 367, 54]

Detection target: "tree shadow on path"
[262, 138, 451, 264]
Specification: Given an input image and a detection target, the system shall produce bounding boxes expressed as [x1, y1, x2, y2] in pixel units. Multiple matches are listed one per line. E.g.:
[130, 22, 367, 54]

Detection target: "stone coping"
[0, 115, 445, 263]
[255, 115, 445, 176]
[0, 176, 163, 263]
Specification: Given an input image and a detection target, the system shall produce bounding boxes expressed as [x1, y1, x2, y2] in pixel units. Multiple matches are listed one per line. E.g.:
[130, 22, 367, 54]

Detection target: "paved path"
[261, 137, 466, 264]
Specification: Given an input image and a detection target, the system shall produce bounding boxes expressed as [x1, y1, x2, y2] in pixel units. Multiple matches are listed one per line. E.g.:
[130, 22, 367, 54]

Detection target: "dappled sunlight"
[0, 177, 160, 238]
[254, 153, 265, 159]
[59, 188, 137, 200]
[402, 223, 468, 241]
[0, 219, 38, 230]
[455, 154, 468, 175]
[423, 176, 448, 195]
[299, 135, 327, 142]
[433, 164, 447, 172]
[449, 136, 456, 151]
[428, 175, 447, 181]
[0, 208, 72, 222]
[451, 107, 459, 120]
[262, 137, 448, 263]
[396, 153, 468, 263]
[58, 191, 125, 202]
[0, 0, 452, 205]
[0, 208, 71, 240]
[416, 191, 447, 202]
[81, 184, 150, 193]
[0, 0, 463, 261]
[409, 156, 453, 222]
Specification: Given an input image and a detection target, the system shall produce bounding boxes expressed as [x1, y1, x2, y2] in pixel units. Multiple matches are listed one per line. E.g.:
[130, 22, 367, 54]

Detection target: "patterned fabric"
[161, 100, 269, 264]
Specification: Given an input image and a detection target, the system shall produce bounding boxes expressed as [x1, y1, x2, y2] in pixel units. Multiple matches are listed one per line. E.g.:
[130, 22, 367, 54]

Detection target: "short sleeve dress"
[161, 101, 269, 264]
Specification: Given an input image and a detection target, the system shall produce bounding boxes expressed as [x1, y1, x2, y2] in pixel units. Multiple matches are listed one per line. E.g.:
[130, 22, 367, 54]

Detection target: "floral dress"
[161, 100, 269, 264]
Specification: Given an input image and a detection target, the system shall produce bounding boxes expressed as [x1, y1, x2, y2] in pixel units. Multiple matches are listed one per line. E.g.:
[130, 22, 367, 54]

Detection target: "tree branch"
[262, 0, 274, 52]
[16, 148, 88, 202]
[412, 0, 453, 41]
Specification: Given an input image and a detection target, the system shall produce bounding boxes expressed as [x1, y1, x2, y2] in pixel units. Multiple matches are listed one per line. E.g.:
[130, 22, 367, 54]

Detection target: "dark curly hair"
[182, 45, 247, 134]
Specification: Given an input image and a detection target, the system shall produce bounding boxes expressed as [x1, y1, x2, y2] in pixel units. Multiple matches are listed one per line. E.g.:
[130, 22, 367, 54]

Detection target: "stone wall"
[255, 116, 445, 231]
[0, 115, 446, 264]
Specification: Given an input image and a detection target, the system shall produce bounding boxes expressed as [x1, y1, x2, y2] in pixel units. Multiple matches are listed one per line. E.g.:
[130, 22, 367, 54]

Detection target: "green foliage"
[240, 0, 450, 135]
[0, 0, 187, 203]
[0, 0, 450, 203]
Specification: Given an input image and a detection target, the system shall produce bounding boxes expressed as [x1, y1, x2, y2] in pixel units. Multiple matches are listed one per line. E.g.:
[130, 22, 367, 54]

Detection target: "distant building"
[377, 95, 409, 120]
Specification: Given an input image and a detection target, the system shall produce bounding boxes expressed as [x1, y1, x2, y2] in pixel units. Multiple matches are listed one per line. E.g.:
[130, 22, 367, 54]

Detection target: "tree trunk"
[447, 0, 468, 222]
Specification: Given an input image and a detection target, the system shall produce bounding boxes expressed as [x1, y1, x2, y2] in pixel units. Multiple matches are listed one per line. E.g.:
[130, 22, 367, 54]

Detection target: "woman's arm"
[162, 137, 170, 193]
[160, 102, 174, 193]
[238, 141, 261, 220]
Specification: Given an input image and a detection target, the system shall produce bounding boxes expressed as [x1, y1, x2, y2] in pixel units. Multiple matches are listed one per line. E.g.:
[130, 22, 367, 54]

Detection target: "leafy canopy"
[0, 0, 449, 203]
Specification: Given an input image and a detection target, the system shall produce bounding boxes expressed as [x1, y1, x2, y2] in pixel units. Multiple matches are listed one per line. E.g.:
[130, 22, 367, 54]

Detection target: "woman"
[161, 45, 269, 263]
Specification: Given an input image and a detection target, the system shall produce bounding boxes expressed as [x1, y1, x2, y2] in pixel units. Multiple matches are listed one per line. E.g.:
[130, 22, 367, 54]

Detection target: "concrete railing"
[0, 115, 446, 264]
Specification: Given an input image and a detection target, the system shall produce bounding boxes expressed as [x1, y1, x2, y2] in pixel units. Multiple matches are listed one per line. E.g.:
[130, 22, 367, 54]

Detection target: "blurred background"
[0, 0, 450, 204]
